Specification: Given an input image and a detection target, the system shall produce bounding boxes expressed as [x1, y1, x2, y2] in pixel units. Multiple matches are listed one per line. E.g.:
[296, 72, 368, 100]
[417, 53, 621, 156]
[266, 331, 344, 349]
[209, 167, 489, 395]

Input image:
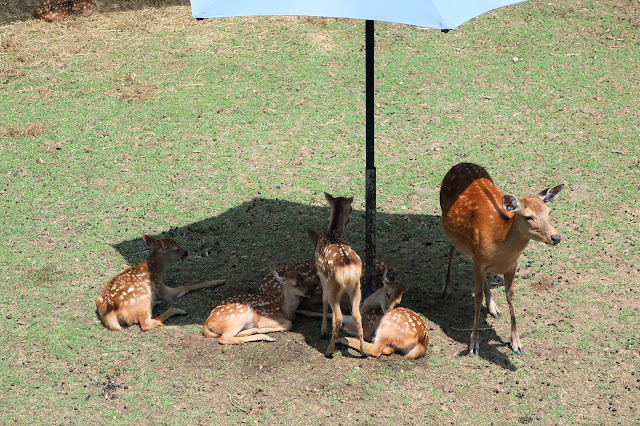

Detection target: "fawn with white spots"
[96, 234, 224, 331]
[202, 269, 316, 344]
[313, 193, 367, 358]
[260, 250, 395, 313]
[33, 0, 98, 22]
[301, 265, 426, 359]
[440, 162, 564, 356]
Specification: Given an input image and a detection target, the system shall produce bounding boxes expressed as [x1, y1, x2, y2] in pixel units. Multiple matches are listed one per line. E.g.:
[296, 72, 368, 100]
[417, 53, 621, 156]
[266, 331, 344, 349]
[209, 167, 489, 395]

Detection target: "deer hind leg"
[325, 283, 344, 358]
[347, 285, 368, 357]
[403, 344, 427, 360]
[218, 332, 276, 344]
[318, 274, 330, 338]
[101, 311, 124, 331]
[503, 265, 522, 355]
[160, 279, 225, 302]
[441, 244, 456, 300]
[469, 263, 486, 356]
[139, 308, 187, 331]
[338, 337, 386, 358]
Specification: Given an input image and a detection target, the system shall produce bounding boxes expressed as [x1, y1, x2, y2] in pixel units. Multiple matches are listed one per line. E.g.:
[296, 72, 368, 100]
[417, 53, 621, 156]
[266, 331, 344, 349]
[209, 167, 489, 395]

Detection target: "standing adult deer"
[96, 234, 224, 331]
[314, 193, 368, 358]
[440, 162, 564, 356]
[202, 270, 315, 344]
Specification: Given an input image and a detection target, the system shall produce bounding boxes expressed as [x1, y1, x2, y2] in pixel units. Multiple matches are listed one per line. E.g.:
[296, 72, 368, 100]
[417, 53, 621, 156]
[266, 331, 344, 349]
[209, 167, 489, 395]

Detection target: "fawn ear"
[270, 268, 282, 282]
[502, 195, 519, 212]
[346, 196, 354, 205]
[539, 184, 564, 204]
[307, 227, 320, 245]
[324, 192, 334, 203]
[142, 234, 155, 247]
[382, 265, 390, 285]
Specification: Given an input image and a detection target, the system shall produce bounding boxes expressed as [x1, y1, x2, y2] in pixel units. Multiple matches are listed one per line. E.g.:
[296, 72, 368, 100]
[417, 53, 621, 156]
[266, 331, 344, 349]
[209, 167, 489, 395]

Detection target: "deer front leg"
[441, 244, 456, 300]
[504, 265, 522, 355]
[159, 279, 225, 301]
[484, 279, 501, 319]
[469, 263, 486, 356]
[140, 308, 187, 331]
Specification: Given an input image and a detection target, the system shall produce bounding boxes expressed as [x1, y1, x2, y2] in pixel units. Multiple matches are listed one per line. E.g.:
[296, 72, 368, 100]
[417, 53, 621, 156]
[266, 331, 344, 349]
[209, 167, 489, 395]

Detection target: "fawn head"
[270, 269, 316, 298]
[502, 184, 564, 246]
[142, 234, 188, 262]
[324, 192, 354, 229]
[379, 266, 406, 313]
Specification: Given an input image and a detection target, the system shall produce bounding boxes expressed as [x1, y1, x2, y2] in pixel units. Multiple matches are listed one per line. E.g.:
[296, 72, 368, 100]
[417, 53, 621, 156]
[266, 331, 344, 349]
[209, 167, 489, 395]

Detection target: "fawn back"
[203, 270, 314, 344]
[34, 0, 98, 22]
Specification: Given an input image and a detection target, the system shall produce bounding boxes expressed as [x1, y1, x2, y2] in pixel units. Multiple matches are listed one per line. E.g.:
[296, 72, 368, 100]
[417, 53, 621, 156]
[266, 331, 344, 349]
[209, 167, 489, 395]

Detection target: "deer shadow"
[112, 197, 517, 369]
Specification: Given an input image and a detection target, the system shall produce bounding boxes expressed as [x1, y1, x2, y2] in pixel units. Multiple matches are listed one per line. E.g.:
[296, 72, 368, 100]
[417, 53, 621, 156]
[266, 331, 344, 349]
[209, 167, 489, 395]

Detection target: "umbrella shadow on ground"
[112, 197, 517, 369]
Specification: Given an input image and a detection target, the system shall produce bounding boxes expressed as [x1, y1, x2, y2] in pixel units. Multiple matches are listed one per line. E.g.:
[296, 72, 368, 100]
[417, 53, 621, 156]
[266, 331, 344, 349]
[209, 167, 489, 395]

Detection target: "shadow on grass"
[112, 197, 517, 369]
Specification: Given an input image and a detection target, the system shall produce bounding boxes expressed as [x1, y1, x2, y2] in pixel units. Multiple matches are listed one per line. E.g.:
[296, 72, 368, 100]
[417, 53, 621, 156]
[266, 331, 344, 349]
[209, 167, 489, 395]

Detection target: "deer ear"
[307, 227, 320, 245]
[346, 196, 354, 204]
[382, 265, 390, 285]
[324, 192, 334, 203]
[271, 268, 282, 282]
[539, 184, 564, 204]
[401, 286, 409, 294]
[502, 195, 519, 212]
[142, 234, 155, 247]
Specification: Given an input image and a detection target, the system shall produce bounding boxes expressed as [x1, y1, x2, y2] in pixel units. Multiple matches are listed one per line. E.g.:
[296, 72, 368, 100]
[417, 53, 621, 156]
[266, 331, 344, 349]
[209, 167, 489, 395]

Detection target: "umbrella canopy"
[190, 0, 528, 31]
[190, 0, 528, 295]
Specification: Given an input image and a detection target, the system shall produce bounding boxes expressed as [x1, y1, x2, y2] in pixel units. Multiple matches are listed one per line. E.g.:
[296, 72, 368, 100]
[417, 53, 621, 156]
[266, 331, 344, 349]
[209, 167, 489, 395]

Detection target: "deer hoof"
[324, 352, 334, 359]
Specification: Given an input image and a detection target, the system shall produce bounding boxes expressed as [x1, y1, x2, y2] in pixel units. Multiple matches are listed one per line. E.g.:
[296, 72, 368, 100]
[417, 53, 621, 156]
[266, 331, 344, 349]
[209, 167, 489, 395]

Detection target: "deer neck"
[145, 254, 168, 277]
[279, 291, 302, 321]
[501, 219, 531, 258]
[327, 210, 347, 236]
[360, 291, 382, 314]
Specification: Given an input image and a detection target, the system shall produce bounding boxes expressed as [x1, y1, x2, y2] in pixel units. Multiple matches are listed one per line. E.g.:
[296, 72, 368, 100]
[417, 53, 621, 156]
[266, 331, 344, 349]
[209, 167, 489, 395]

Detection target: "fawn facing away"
[33, 0, 98, 22]
[260, 245, 396, 313]
[96, 234, 224, 331]
[440, 162, 564, 356]
[313, 193, 368, 358]
[202, 270, 316, 344]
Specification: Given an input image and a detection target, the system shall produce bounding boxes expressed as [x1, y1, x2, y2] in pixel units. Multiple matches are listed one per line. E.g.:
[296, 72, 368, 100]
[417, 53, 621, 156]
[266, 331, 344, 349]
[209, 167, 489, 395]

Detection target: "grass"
[1, 0, 639, 424]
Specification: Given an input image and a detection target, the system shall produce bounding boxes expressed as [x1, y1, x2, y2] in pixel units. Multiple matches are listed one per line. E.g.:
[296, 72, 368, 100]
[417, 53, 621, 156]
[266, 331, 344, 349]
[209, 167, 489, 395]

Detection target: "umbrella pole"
[365, 20, 376, 298]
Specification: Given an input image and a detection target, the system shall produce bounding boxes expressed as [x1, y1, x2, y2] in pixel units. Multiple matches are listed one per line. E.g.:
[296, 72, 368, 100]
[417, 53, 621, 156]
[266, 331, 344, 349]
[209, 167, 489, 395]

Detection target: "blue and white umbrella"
[190, 0, 529, 294]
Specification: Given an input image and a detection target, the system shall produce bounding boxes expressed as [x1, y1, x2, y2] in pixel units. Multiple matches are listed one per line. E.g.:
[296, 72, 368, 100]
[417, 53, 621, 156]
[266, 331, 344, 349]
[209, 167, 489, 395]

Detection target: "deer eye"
[525, 216, 534, 221]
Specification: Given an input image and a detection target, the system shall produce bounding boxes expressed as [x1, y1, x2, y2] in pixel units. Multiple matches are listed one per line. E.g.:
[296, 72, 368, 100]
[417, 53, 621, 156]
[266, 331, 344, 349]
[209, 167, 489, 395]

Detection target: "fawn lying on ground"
[202, 270, 315, 344]
[34, 0, 98, 22]
[313, 193, 367, 358]
[439, 162, 564, 356]
[96, 234, 224, 331]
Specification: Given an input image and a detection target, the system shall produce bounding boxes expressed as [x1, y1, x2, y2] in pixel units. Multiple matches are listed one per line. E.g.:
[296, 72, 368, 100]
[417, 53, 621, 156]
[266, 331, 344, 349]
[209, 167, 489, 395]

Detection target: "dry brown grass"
[0, 123, 47, 138]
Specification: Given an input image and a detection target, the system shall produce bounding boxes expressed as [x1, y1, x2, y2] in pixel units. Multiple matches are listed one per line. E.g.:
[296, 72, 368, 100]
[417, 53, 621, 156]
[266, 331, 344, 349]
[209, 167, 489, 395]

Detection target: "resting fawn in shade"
[313, 193, 367, 358]
[202, 270, 315, 344]
[33, 0, 98, 22]
[440, 162, 564, 356]
[96, 234, 224, 331]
